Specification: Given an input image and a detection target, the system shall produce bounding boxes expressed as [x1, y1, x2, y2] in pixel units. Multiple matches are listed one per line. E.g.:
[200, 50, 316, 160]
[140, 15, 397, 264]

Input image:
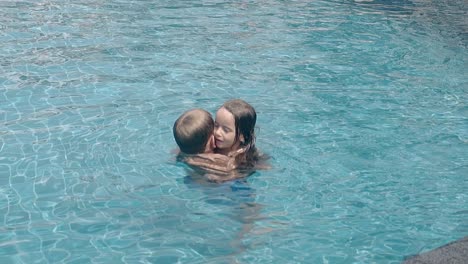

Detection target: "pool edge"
[402, 236, 468, 264]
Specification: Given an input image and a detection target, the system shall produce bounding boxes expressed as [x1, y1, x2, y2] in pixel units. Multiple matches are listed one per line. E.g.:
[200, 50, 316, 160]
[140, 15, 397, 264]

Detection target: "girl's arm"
[205, 170, 246, 183]
[184, 153, 237, 173]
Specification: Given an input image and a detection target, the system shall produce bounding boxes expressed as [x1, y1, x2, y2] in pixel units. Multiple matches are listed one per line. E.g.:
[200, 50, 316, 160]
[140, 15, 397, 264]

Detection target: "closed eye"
[215, 122, 232, 133]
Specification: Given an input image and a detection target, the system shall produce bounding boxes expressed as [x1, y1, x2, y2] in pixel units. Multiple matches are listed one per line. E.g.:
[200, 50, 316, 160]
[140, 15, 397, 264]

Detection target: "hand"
[228, 147, 247, 157]
[196, 153, 230, 162]
[185, 154, 237, 172]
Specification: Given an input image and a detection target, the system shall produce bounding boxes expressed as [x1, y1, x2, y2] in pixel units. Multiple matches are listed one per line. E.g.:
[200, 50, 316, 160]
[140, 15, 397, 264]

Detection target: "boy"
[173, 109, 237, 177]
[173, 108, 215, 154]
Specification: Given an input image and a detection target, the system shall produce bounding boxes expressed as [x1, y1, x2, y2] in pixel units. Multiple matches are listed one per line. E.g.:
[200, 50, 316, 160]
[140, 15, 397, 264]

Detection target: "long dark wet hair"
[221, 99, 260, 168]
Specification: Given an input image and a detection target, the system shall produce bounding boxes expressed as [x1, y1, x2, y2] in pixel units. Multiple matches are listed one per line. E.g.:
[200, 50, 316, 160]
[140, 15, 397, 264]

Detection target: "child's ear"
[210, 135, 216, 148]
[204, 135, 215, 153]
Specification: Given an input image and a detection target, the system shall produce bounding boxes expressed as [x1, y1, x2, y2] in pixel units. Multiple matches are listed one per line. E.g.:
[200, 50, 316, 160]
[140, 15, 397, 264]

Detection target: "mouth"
[215, 139, 222, 147]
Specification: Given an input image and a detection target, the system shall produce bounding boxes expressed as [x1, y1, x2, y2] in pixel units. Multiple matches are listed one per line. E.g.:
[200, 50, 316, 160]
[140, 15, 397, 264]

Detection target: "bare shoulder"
[184, 153, 236, 173]
[195, 153, 230, 162]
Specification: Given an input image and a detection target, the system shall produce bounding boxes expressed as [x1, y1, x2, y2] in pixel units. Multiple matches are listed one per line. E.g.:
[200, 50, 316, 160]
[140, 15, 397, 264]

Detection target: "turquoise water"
[1, 0, 467, 263]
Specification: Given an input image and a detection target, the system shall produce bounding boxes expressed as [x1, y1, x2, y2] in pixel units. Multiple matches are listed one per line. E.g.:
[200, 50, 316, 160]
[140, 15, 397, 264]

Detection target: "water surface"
[0, 0, 467, 263]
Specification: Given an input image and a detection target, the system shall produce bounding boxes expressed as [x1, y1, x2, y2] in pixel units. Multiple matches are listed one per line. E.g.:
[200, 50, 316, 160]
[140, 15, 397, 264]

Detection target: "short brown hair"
[173, 109, 214, 154]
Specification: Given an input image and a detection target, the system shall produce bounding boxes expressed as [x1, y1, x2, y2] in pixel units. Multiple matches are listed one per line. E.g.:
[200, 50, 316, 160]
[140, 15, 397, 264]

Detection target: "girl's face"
[214, 107, 240, 153]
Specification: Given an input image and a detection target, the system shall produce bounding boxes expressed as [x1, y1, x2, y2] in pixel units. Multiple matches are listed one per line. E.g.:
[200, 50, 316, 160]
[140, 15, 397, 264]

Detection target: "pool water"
[1, 0, 467, 263]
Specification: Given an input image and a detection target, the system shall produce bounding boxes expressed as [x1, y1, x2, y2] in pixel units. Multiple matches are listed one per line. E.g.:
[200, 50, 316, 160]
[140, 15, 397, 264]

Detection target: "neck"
[216, 148, 231, 155]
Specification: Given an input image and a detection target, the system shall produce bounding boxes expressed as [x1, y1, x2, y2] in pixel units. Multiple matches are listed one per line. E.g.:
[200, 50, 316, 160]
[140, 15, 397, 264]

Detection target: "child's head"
[173, 109, 215, 154]
[214, 99, 256, 154]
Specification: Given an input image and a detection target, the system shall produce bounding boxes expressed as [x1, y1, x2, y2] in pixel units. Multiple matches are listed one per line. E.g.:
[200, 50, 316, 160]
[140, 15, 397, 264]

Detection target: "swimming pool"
[1, 0, 466, 263]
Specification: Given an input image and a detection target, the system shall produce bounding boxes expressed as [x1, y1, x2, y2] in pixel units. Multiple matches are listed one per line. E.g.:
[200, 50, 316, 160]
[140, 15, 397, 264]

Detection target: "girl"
[214, 99, 265, 170]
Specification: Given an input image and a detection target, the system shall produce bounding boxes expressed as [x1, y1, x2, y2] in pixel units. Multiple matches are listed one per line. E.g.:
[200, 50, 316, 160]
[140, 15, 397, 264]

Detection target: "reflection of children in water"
[183, 175, 266, 261]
